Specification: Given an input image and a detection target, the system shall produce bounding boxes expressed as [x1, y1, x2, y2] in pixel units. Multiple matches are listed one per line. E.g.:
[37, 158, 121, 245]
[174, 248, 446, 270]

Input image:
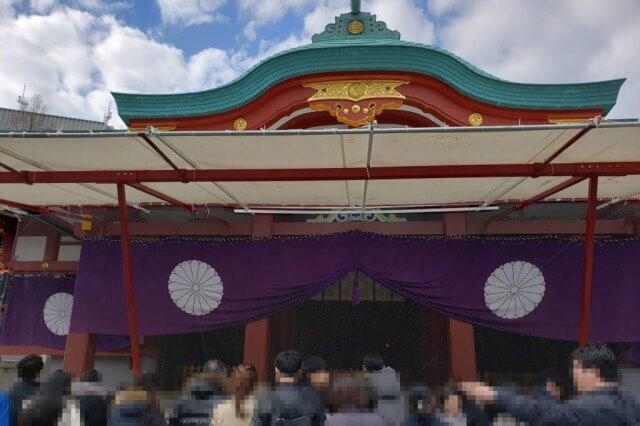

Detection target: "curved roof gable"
[112, 6, 625, 125]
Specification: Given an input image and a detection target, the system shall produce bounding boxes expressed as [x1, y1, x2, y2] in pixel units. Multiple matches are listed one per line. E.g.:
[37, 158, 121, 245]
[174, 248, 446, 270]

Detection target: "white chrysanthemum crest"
[43, 292, 73, 336]
[168, 260, 223, 316]
[484, 261, 545, 319]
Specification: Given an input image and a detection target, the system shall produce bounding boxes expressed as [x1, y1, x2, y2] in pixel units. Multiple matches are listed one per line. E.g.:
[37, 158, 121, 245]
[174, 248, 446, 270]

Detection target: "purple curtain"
[68, 232, 640, 342]
[0, 276, 129, 351]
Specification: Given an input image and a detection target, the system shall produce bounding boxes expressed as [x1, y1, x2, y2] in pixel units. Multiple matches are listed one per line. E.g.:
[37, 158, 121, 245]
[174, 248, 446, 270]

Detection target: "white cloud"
[156, 0, 227, 26]
[74, 0, 132, 12]
[0, 6, 248, 128]
[30, 0, 57, 13]
[431, 0, 640, 118]
[238, 0, 307, 40]
[366, 0, 435, 44]
[0, 0, 637, 134]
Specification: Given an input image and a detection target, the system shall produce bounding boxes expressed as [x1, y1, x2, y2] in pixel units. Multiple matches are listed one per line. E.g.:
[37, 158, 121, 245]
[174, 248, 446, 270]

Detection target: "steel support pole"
[579, 176, 598, 346]
[117, 183, 142, 376]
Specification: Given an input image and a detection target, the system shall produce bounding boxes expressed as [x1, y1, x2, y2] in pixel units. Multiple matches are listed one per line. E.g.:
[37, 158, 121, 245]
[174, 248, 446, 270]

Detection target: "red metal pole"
[117, 184, 142, 376]
[579, 176, 598, 346]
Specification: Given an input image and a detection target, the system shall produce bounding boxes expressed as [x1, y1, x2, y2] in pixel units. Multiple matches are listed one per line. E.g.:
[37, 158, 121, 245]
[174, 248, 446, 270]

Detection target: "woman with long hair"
[210, 364, 258, 426]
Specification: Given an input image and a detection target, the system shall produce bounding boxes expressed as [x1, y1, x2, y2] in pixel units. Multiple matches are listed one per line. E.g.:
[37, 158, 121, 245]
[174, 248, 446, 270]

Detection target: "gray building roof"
[0, 107, 110, 132]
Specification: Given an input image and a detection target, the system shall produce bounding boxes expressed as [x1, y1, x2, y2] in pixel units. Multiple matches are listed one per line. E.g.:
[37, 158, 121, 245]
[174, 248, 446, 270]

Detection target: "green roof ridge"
[112, 8, 625, 124]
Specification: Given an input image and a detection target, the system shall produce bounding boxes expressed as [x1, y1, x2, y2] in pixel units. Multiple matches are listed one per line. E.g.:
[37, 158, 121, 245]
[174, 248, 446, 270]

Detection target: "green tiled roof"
[112, 10, 625, 125]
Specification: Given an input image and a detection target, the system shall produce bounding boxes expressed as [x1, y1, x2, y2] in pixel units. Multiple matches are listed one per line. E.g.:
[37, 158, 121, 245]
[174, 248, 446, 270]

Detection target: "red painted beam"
[579, 176, 598, 345]
[535, 125, 595, 172]
[7, 261, 79, 273]
[94, 219, 634, 238]
[514, 177, 589, 210]
[483, 176, 589, 228]
[129, 183, 194, 212]
[117, 184, 142, 377]
[0, 198, 47, 214]
[128, 183, 225, 222]
[1, 162, 640, 184]
[137, 133, 189, 183]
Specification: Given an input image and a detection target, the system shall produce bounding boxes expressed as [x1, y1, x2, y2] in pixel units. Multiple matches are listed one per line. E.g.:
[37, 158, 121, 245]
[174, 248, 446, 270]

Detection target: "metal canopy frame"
[2, 121, 639, 374]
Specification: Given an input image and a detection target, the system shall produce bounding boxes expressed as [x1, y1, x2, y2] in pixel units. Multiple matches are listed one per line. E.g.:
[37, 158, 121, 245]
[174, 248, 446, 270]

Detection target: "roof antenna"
[351, 0, 360, 15]
[103, 101, 112, 127]
[17, 85, 29, 111]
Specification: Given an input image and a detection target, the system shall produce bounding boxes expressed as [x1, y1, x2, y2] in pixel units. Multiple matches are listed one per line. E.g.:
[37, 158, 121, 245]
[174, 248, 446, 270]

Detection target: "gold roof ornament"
[305, 79, 408, 127]
[233, 118, 248, 131]
[468, 113, 483, 126]
[348, 20, 364, 34]
[305, 80, 407, 102]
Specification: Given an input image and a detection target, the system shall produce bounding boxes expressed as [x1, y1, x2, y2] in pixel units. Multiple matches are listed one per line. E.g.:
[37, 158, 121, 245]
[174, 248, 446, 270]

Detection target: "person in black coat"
[460, 343, 640, 425]
[72, 369, 110, 426]
[9, 354, 44, 426]
[252, 350, 325, 426]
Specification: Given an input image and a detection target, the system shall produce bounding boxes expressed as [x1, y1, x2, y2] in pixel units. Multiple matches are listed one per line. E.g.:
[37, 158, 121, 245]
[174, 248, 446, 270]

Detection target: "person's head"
[571, 343, 617, 393]
[438, 387, 464, 417]
[17, 354, 44, 380]
[329, 377, 374, 412]
[302, 356, 330, 389]
[231, 364, 258, 418]
[362, 352, 384, 372]
[80, 369, 101, 383]
[41, 370, 73, 397]
[537, 369, 566, 400]
[274, 350, 302, 381]
[203, 359, 227, 375]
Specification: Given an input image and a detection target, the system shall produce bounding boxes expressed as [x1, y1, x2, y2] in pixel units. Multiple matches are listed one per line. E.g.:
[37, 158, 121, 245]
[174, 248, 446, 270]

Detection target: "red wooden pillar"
[117, 184, 142, 377]
[243, 215, 273, 381]
[0, 220, 17, 265]
[444, 213, 478, 381]
[422, 308, 450, 386]
[579, 176, 598, 346]
[43, 232, 61, 262]
[62, 333, 97, 377]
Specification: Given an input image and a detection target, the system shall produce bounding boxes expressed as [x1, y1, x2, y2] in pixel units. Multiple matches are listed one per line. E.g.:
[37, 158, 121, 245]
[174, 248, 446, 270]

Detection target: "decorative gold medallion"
[347, 20, 364, 35]
[305, 80, 408, 127]
[468, 113, 483, 126]
[233, 118, 248, 131]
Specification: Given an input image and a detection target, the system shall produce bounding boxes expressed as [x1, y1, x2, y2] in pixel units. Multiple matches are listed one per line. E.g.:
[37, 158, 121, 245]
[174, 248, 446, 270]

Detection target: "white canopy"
[0, 122, 639, 210]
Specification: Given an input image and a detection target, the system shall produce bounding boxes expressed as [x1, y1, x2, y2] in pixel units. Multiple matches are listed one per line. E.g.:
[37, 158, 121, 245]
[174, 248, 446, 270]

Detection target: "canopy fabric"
[0, 276, 129, 351]
[0, 122, 639, 208]
[70, 232, 640, 342]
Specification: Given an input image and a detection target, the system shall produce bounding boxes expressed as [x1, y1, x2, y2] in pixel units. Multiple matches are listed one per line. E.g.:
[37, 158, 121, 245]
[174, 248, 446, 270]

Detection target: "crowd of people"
[2, 343, 640, 425]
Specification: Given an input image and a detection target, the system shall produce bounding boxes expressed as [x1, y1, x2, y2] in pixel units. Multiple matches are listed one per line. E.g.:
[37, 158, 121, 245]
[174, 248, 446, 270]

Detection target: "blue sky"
[1, 0, 639, 128]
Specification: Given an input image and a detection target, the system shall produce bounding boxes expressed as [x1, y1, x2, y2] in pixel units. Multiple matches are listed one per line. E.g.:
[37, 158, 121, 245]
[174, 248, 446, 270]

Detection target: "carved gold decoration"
[468, 113, 483, 126]
[128, 125, 176, 132]
[347, 20, 364, 35]
[233, 118, 248, 130]
[305, 80, 408, 127]
[306, 80, 407, 102]
[310, 100, 403, 127]
[42, 262, 49, 270]
[548, 117, 594, 124]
